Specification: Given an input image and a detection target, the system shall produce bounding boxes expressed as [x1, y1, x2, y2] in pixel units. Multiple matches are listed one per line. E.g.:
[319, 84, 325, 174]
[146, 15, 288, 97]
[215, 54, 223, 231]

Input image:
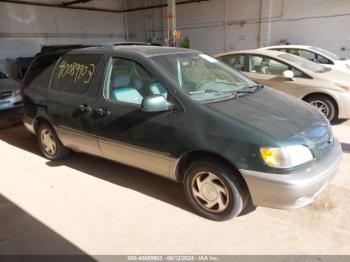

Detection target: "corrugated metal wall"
[127, 0, 350, 57]
[0, 1, 126, 74]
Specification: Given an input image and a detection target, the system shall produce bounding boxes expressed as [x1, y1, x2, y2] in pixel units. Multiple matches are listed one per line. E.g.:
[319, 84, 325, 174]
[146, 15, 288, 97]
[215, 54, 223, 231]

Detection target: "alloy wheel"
[310, 100, 330, 118]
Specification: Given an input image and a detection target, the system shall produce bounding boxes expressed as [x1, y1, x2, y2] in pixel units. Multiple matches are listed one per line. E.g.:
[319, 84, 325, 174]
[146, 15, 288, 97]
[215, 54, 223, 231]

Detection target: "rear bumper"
[23, 116, 36, 134]
[240, 139, 342, 209]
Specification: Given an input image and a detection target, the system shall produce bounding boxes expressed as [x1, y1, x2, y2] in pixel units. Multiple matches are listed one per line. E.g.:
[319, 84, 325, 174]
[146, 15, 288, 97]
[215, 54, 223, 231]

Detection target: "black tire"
[184, 159, 249, 221]
[305, 95, 337, 122]
[37, 122, 70, 160]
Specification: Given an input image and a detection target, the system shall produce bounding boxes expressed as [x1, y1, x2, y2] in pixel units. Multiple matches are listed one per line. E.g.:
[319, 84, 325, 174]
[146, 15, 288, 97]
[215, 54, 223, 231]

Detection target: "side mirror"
[141, 95, 169, 113]
[283, 70, 294, 80]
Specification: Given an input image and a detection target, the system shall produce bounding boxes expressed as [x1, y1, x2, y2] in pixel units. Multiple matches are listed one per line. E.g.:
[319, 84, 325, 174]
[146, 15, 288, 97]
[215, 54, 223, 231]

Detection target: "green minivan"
[22, 45, 342, 221]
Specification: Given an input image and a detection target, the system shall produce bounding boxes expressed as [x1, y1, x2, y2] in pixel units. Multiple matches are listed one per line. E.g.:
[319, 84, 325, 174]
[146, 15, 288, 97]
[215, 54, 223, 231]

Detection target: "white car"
[260, 45, 350, 74]
[215, 49, 350, 122]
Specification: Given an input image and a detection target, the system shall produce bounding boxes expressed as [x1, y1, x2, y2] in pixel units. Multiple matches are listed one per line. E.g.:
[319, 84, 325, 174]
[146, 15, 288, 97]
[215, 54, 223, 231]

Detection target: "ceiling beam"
[0, 0, 210, 13]
[59, 0, 92, 7]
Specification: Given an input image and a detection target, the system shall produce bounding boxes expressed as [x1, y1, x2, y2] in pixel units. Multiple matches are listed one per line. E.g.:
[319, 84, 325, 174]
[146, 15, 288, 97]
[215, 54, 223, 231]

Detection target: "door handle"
[79, 104, 92, 113]
[95, 108, 110, 117]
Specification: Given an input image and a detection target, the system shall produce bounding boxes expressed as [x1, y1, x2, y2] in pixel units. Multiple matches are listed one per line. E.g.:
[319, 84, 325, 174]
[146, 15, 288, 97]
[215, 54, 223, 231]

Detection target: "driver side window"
[104, 58, 168, 105]
[219, 54, 246, 72]
[291, 49, 317, 62]
[249, 55, 289, 75]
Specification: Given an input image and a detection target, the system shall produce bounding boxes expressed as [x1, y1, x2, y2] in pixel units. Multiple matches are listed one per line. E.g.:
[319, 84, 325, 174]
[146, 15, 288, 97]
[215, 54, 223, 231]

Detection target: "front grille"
[314, 129, 333, 157]
[0, 91, 12, 100]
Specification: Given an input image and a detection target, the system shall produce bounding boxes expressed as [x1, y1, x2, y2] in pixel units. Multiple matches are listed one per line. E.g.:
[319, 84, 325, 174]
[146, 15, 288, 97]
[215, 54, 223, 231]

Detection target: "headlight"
[260, 145, 313, 168]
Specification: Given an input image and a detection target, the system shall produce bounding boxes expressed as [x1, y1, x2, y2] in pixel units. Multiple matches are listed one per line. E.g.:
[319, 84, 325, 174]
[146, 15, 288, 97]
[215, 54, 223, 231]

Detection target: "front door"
[93, 57, 175, 178]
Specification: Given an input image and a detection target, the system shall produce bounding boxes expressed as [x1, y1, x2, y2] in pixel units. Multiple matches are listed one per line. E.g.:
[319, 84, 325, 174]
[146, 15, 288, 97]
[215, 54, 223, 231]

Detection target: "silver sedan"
[0, 71, 22, 111]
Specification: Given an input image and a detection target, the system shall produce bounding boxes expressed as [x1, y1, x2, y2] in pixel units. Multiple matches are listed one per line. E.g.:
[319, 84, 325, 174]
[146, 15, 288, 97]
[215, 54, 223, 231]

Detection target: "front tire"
[305, 95, 337, 122]
[184, 159, 249, 221]
[37, 122, 70, 160]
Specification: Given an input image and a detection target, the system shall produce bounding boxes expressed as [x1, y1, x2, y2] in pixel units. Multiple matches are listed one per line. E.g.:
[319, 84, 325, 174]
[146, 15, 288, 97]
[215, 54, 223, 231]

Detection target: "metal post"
[167, 0, 176, 47]
[123, 0, 129, 41]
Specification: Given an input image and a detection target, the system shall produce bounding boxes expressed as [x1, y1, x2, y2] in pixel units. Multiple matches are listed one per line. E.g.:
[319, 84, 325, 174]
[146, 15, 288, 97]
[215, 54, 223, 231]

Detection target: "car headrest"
[111, 74, 130, 88]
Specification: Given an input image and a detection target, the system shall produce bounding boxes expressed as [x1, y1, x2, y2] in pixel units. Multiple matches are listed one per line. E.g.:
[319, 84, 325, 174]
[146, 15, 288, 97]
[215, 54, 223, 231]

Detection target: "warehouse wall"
[127, 0, 350, 58]
[0, 2, 125, 74]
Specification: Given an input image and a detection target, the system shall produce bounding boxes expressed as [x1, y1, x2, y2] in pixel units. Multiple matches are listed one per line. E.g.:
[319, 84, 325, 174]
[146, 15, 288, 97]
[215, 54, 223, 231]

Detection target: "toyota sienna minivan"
[22, 45, 342, 221]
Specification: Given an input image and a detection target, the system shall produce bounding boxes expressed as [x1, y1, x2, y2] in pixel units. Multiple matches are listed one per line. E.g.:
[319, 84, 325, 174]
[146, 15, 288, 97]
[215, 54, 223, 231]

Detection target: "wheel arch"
[33, 116, 52, 134]
[175, 150, 246, 184]
[302, 92, 339, 117]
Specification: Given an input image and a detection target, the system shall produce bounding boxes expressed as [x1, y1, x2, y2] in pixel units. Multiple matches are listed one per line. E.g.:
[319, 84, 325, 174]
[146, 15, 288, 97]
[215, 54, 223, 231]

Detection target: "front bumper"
[337, 92, 350, 119]
[240, 139, 342, 209]
[0, 94, 22, 111]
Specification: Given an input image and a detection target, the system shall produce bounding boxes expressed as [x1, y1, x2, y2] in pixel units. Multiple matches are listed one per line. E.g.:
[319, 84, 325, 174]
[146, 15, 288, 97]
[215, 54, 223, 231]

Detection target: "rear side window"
[290, 49, 317, 62]
[51, 54, 103, 95]
[24, 53, 61, 89]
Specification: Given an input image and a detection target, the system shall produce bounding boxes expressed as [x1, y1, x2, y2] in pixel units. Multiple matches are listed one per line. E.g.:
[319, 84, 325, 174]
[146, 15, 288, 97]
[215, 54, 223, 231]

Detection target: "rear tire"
[184, 159, 249, 221]
[37, 122, 70, 160]
[305, 95, 337, 122]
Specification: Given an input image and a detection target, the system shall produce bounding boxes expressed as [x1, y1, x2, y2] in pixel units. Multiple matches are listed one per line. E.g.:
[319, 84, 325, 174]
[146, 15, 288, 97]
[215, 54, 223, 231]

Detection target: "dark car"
[0, 70, 22, 110]
[22, 46, 342, 221]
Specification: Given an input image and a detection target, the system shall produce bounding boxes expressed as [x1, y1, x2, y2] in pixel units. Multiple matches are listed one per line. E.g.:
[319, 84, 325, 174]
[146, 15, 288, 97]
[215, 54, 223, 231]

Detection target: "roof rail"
[38, 44, 99, 54]
[103, 42, 163, 47]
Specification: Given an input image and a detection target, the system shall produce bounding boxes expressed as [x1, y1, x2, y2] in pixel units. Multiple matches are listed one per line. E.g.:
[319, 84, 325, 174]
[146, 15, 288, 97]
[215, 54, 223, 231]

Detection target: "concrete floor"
[0, 110, 350, 255]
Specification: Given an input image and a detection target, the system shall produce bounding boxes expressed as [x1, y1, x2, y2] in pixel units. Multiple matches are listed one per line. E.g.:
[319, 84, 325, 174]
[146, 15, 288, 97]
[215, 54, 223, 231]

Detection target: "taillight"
[20, 89, 27, 102]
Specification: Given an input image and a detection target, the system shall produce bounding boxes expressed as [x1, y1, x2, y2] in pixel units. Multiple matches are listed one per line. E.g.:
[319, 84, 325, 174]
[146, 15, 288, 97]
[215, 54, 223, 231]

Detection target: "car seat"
[111, 74, 143, 104]
[149, 82, 168, 99]
[113, 87, 143, 105]
[260, 59, 271, 74]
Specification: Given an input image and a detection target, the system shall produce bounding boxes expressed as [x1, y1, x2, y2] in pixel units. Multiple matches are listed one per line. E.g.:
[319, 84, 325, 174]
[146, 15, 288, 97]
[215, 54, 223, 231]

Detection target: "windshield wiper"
[189, 89, 221, 95]
[231, 84, 263, 99]
[247, 84, 264, 90]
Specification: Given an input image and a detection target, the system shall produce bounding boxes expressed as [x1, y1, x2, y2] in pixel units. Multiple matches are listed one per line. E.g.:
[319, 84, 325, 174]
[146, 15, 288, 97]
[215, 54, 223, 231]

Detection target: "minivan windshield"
[151, 53, 257, 102]
[0, 71, 8, 79]
[309, 47, 340, 60]
[279, 53, 330, 73]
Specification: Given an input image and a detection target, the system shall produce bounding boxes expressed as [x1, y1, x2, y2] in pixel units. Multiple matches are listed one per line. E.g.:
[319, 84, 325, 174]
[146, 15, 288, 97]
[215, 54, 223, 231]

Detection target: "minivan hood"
[0, 79, 21, 92]
[207, 87, 328, 143]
